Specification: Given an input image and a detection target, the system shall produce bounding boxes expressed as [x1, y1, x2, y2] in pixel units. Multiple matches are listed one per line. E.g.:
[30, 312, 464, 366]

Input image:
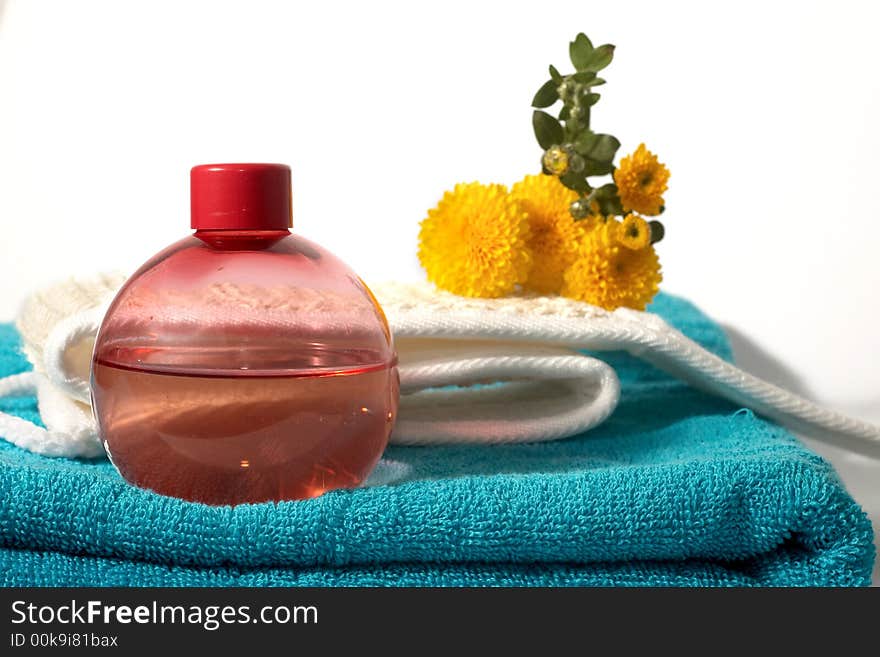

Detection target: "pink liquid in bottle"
[91, 164, 399, 505]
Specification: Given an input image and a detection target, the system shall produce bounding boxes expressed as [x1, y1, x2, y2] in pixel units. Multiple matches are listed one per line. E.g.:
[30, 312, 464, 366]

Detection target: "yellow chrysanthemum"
[613, 143, 669, 216]
[510, 174, 588, 294]
[618, 214, 651, 250]
[418, 182, 532, 298]
[561, 217, 662, 310]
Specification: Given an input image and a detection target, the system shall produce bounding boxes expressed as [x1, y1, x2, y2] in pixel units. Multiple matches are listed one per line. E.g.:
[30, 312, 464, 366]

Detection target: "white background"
[1, 1, 879, 579]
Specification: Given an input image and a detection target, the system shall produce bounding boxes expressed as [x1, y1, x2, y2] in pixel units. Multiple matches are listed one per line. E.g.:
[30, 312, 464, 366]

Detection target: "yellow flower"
[510, 174, 588, 294]
[542, 146, 570, 176]
[618, 214, 651, 250]
[418, 182, 532, 298]
[613, 143, 669, 216]
[561, 217, 662, 311]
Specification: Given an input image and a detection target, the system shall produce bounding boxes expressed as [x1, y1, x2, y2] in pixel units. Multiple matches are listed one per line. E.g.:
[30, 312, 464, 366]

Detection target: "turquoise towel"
[0, 294, 873, 586]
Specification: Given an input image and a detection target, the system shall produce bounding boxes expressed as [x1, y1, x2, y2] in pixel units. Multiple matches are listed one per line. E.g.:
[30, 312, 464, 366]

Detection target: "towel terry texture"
[0, 293, 874, 586]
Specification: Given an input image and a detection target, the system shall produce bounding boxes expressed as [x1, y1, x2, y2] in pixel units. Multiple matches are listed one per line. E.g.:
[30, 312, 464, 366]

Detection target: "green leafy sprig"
[531, 33, 627, 221]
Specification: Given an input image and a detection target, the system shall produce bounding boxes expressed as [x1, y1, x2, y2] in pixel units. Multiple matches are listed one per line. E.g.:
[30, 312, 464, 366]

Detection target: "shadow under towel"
[0, 294, 874, 586]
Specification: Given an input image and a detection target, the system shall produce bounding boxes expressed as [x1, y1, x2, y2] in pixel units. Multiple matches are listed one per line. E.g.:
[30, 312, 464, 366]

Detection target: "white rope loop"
[396, 352, 620, 445]
[0, 372, 97, 457]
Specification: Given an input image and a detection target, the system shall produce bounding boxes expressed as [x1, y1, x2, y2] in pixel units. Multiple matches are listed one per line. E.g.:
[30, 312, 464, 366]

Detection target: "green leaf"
[559, 105, 571, 121]
[583, 160, 614, 176]
[584, 92, 601, 106]
[559, 171, 592, 193]
[573, 131, 597, 154]
[579, 44, 615, 72]
[594, 183, 624, 215]
[573, 133, 620, 162]
[571, 71, 596, 84]
[649, 220, 665, 243]
[569, 33, 594, 71]
[549, 65, 563, 83]
[568, 73, 607, 90]
[591, 134, 619, 160]
[532, 110, 564, 150]
[532, 79, 559, 108]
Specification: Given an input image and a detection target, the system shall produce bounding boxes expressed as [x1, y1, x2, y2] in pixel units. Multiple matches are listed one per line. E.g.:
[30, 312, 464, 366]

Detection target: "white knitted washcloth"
[1, 274, 878, 459]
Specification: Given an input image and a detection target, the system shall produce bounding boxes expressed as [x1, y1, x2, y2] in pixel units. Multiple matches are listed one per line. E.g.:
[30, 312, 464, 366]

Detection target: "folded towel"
[0, 294, 874, 586]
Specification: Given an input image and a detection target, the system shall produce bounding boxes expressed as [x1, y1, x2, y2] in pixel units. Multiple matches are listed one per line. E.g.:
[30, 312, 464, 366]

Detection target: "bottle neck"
[194, 228, 291, 250]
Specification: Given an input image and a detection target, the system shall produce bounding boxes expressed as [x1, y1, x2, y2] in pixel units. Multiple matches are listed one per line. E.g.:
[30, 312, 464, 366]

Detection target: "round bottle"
[91, 163, 399, 505]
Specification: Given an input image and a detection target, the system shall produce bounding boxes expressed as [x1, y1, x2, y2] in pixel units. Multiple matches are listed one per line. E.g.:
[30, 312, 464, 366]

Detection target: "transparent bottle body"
[91, 230, 399, 505]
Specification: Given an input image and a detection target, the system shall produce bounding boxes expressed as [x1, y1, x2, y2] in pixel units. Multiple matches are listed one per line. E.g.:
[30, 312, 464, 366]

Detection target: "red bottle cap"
[191, 163, 292, 230]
